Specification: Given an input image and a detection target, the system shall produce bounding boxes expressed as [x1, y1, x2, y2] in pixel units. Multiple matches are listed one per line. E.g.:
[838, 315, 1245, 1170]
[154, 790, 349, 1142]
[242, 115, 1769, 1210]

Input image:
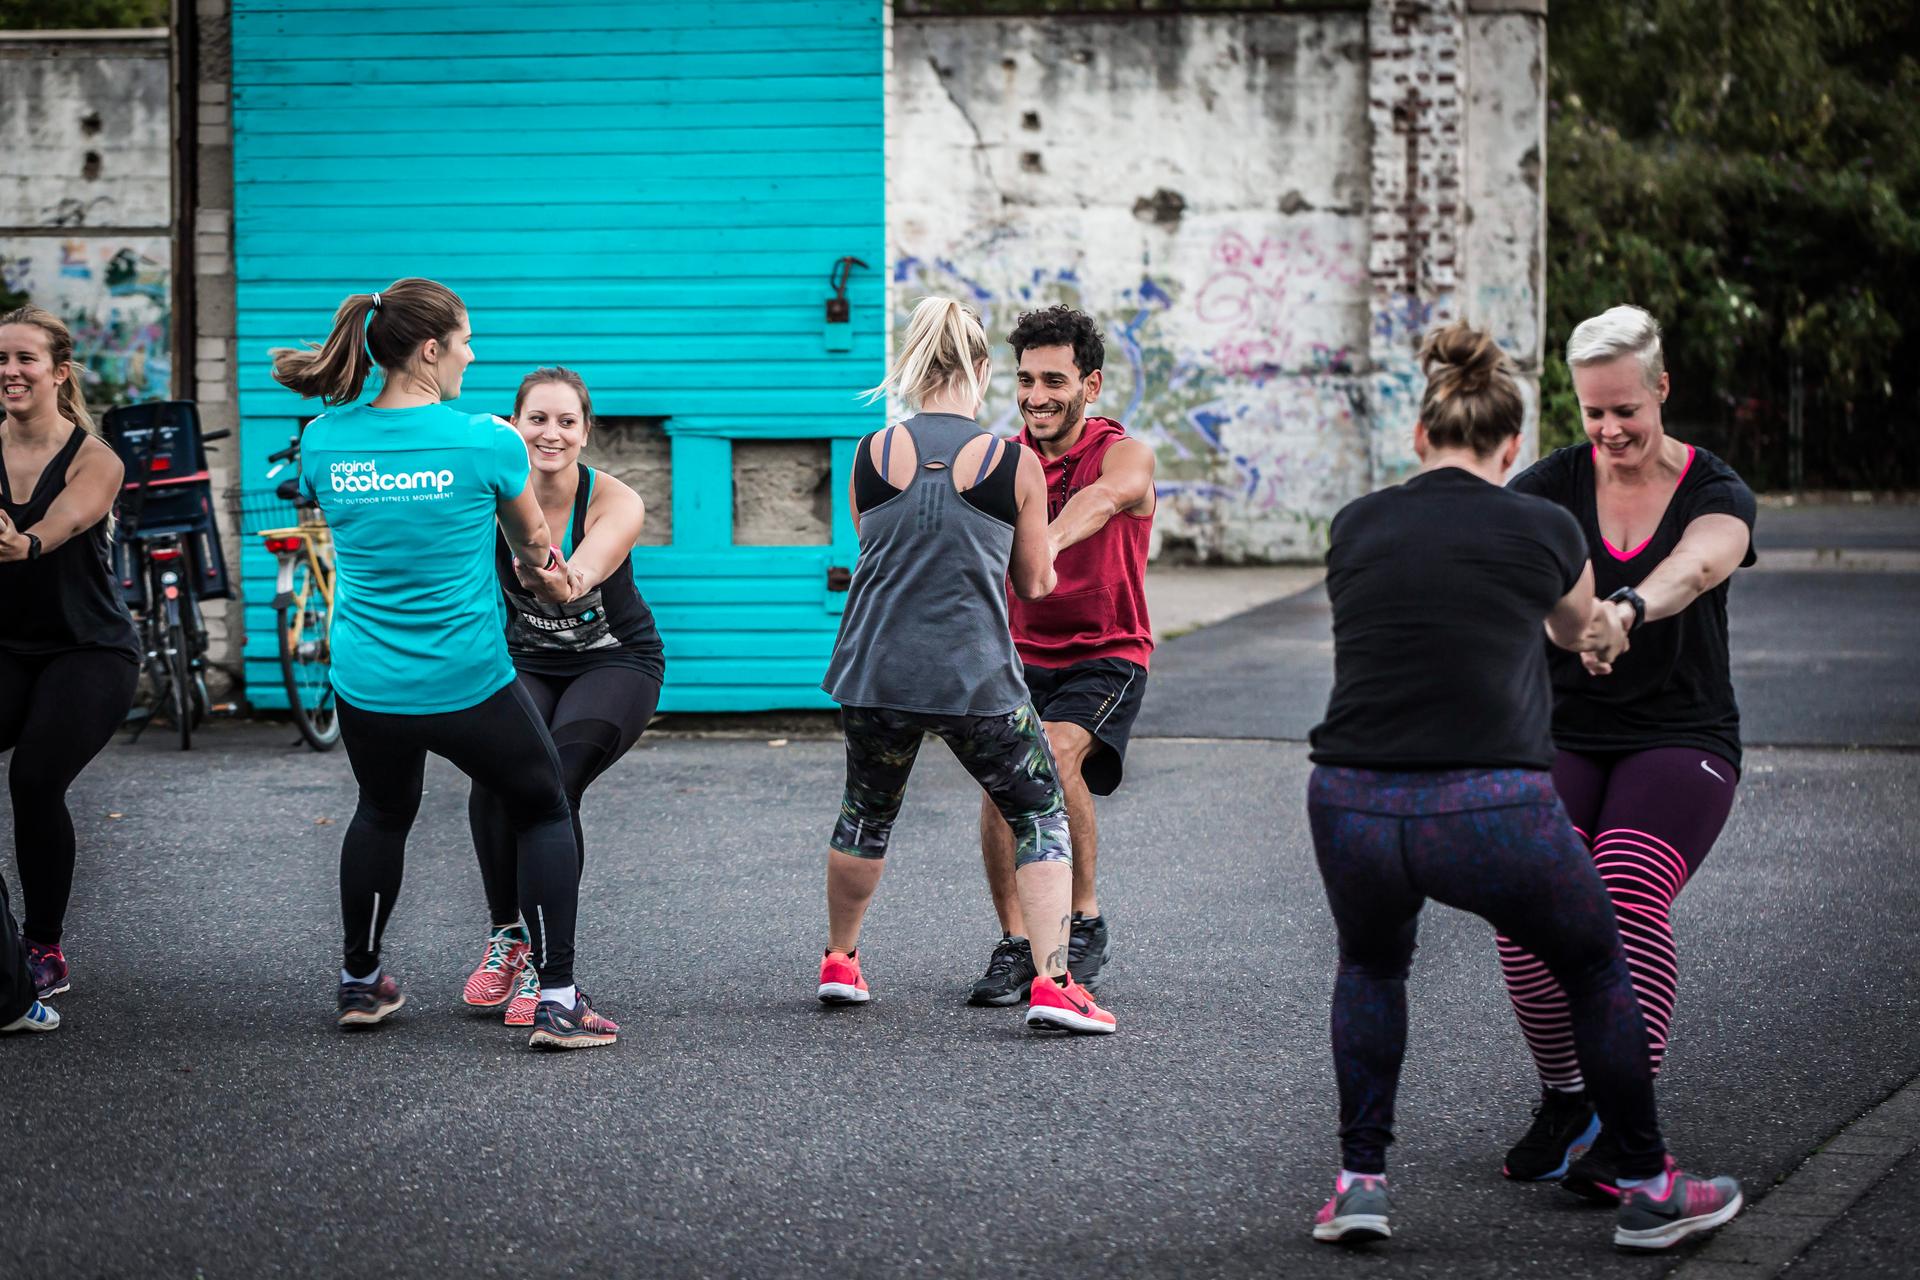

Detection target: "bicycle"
[254, 435, 339, 751]
[106, 402, 231, 752]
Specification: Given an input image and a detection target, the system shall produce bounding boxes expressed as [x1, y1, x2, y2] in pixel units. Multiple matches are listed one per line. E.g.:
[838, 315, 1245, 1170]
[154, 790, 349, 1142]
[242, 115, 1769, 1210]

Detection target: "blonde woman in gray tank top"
[815, 297, 1117, 1035]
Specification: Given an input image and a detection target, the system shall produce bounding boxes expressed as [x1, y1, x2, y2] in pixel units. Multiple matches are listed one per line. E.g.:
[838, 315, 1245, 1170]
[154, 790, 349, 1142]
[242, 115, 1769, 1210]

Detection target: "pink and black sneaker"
[26, 941, 69, 999]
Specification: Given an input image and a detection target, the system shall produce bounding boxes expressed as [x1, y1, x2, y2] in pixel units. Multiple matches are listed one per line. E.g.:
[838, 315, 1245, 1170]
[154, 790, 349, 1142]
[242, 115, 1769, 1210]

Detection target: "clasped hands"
[1578, 598, 1637, 676]
[513, 546, 587, 605]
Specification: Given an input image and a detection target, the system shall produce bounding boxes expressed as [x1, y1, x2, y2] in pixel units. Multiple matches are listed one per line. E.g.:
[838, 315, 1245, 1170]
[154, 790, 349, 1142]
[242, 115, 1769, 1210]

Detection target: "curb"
[1747, 549, 1920, 572]
[1668, 1074, 1920, 1278]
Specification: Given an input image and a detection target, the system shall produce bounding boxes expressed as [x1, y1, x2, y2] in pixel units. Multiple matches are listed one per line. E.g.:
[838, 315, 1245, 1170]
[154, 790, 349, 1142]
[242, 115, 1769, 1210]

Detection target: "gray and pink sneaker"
[1613, 1163, 1743, 1250]
[1312, 1173, 1391, 1245]
[26, 941, 68, 999]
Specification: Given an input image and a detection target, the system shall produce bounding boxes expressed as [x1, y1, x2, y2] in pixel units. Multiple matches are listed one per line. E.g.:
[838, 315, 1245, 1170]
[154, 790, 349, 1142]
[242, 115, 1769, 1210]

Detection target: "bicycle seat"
[275, 478, 303, 502]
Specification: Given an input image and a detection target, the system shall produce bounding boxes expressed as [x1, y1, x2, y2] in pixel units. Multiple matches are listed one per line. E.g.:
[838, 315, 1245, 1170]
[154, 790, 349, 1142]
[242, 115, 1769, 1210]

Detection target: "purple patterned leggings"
[1307, 765, 1666, 1178]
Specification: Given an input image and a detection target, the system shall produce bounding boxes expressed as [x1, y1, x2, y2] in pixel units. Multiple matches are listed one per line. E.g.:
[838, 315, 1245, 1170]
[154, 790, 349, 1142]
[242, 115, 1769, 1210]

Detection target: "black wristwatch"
[1607, 585, 1645, 631]
[23, 532, 42, 561]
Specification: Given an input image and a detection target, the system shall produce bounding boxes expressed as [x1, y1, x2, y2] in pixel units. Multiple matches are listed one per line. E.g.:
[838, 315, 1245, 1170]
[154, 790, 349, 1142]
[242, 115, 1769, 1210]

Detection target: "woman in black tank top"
[0, 306, 140, 1030]
[460, 368, 667, 1024]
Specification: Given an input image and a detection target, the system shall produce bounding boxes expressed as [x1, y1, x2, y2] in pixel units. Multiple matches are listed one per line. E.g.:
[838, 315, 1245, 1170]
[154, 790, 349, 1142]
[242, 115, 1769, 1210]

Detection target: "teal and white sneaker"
[1312, 1172, 1391, 1245]
[1614, 1164, 1743, 1250]
[1, 999, 61, 1033]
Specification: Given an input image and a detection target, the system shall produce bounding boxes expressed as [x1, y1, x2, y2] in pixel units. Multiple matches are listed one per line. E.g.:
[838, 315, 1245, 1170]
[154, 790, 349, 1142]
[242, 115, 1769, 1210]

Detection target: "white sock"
[1338, 1169, 1382, 1191]
[342, 965, 380, 986]
[1618, 1169, 1672, 1197]
[542, 984, 577, 1009]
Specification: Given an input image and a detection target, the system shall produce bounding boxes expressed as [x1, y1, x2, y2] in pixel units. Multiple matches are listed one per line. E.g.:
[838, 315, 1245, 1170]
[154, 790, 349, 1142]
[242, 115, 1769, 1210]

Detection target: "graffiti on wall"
[0, 236, 171, 406]
[893, 222, 1373, 560]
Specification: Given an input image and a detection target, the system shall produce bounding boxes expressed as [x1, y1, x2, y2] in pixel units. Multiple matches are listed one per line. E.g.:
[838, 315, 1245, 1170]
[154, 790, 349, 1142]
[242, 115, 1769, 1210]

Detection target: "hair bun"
[1419, 321, 1508, 395]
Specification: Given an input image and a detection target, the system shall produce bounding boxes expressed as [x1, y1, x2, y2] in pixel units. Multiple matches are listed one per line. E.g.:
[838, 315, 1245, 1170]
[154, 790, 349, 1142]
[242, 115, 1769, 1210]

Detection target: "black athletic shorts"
[1022, 657, 1147, 796]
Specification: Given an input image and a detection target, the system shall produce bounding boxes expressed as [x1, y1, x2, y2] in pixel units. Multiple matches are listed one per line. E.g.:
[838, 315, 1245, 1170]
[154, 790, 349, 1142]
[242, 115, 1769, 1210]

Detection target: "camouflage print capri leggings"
[832, 703, 1071, 868]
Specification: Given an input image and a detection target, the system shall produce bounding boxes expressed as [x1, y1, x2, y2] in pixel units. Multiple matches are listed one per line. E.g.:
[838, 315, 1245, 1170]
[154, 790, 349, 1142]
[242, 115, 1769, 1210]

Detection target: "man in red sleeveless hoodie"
[970, 306, 1155, 1006]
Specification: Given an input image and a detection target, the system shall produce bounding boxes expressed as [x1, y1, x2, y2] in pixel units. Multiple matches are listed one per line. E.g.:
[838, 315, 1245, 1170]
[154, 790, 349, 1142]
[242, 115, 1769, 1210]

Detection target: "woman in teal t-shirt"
[270, 277, 618, 1050]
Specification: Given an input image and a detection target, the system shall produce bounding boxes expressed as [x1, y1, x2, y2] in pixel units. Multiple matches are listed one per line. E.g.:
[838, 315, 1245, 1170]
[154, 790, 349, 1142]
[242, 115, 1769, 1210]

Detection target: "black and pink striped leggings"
[1497, 746, 1738, 1089]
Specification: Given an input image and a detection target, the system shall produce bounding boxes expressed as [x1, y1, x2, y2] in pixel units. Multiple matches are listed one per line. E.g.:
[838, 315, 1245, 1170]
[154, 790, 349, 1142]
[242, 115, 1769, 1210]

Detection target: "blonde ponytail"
[866, 296, 990, 410]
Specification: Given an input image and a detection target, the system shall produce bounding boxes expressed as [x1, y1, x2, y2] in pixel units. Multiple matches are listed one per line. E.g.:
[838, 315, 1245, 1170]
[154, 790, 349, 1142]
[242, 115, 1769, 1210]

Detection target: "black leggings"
[0, 648, 138, 946]
[469, 665, 661, 927]
[337, 680, 580, 987]
[1307, 765, 1666, 1180]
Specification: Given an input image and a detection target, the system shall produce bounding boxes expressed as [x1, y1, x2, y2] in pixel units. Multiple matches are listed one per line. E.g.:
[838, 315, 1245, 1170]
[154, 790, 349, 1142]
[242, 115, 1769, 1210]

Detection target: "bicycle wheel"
[167, 617, 193, 751]
[278, 556, 339, 751]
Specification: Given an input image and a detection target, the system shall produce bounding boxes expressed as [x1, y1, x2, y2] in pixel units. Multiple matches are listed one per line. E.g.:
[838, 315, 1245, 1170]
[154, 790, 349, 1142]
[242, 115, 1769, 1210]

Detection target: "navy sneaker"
[1614, 1165, 1743, 1250]
[1067, 913, 1111, 988]
[528, 990, 619, 1050]
[968, 935, 1036, 1007]
[1503, 1089, 1600, 1181]
[337, 973, 405, 1028]
[26, 940, 69, 999]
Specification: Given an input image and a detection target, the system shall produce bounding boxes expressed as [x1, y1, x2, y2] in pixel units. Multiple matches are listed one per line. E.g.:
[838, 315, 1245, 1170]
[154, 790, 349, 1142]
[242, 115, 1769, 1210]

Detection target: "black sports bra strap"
[570, 463, 593, 551]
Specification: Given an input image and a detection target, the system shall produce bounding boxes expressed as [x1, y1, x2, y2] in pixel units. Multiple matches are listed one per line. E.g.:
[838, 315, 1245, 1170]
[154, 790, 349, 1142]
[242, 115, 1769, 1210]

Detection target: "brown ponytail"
[270, 277, 466, 405]
[1417, 321, 1523, 457]
[0, 305, 97, 436]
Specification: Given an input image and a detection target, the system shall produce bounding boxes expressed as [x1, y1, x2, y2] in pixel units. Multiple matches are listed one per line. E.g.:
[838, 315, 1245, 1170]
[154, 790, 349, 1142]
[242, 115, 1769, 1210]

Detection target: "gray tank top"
[822, 413, 1028, 716]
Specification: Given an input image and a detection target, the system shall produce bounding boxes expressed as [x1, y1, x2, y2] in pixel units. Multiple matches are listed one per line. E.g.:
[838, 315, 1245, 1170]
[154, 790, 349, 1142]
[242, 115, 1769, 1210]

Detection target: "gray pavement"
[4, 499, 1917, 1277]
[3, 728, 1917, 1278]
[1137, 504, 1920, 747]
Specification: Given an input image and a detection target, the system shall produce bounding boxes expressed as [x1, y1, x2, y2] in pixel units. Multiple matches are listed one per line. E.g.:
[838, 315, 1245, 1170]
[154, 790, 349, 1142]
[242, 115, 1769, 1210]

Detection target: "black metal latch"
[824, 256, 866, 351]
[826, 565, 852, 591]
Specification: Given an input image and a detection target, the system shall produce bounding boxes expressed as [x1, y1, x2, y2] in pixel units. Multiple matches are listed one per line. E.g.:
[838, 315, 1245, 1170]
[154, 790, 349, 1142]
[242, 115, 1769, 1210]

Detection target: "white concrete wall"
[0, 33, 173, 405]
[890, 2, 1547, 561]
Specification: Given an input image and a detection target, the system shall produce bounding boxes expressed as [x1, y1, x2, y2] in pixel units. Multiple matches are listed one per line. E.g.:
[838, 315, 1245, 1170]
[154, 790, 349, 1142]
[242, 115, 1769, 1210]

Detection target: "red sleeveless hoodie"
[1008, 415, 1154, 670]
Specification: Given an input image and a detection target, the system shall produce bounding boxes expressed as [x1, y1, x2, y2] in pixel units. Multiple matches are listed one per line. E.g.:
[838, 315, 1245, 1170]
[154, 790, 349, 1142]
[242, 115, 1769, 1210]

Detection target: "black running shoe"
[1067, 913, 1111, 988]
[1565, 1129, 1624, 1203]
[968, 935, 1036, 1007]
[1502, 1089, 1600, 1181]
[337, 973, 405, 1028]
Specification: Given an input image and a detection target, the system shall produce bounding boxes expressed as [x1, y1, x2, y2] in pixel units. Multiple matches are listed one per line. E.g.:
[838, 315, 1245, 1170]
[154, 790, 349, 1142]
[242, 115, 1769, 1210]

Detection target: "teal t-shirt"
[300, 402, 531, 715]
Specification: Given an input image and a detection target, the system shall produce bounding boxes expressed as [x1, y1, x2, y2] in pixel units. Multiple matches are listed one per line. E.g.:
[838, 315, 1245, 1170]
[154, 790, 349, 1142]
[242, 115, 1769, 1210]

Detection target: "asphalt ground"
[3, 726, 1916, 1278]
[4, 501, 1916, 1278]
[1135, 507, 1920, 748]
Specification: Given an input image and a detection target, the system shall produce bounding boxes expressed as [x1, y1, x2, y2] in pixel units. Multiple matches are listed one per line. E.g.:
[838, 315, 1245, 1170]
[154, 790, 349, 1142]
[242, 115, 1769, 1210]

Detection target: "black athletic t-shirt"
[1310, 466, 1588, 770]
[1509, 443, 1757, 768]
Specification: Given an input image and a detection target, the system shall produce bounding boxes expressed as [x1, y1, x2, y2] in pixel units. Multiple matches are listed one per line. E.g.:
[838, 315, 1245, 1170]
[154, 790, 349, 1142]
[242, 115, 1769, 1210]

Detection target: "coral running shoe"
[528, 991, 619, 1050]
[26, 941, 69, 998]
[503, 962, 541, 1027]
[1313, 1172, 1392, 1245]
[337, 973, 405, 1028]
[818, 950, 870, 1004]
[462, 926, 530, 1007]
[1024, 974, 1116, 1034]
[1613, 1164, 1743, 1250]
[1, 999, 60, 1033]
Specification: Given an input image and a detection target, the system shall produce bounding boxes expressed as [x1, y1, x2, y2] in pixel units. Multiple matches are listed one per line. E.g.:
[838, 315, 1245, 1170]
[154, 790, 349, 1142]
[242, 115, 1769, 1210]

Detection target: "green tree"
[0, 0, 166, 28]
[1544, 1, 1920, 488]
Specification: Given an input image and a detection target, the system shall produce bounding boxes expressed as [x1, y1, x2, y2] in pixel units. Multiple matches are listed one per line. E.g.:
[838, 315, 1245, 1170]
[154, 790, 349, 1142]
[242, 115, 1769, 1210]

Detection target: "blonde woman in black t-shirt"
[1494, 306, 1757, 1197]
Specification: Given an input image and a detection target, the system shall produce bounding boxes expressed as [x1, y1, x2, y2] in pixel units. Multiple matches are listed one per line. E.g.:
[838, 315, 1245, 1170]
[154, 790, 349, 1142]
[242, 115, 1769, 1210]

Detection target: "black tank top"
[0, 425, 139, 664]
[494, 464, 664, 678]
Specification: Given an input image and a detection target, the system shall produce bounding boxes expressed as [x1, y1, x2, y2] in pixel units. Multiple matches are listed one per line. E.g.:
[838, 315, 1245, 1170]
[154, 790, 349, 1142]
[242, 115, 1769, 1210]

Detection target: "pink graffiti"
[1210, 338, 1279, 378]
[1194, 230, 1365, 331]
